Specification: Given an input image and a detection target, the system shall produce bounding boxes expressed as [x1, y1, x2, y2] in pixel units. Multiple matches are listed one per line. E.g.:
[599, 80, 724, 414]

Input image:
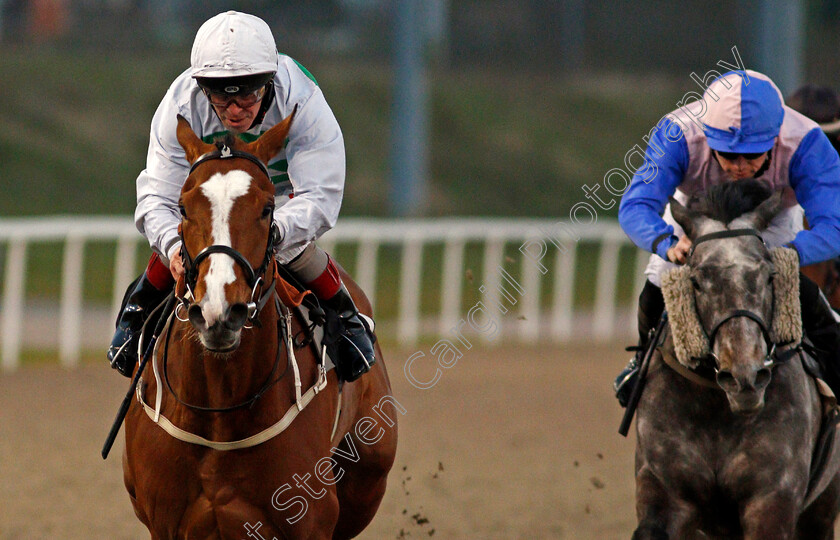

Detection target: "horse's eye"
[179, 205, 187, 218]
[261, 205, 274, 219]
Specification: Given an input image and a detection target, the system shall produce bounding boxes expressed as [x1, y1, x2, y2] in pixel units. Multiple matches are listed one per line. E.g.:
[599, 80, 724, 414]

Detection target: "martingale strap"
[136, 305, 330, 451]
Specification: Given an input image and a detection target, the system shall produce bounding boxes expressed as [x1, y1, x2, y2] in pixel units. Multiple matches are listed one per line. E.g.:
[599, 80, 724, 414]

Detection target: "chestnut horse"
[123, 111, 397, 539]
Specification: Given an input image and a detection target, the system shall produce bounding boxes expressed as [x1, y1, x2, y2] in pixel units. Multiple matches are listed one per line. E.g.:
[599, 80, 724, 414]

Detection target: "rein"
[162, 294, 290, 413]
[687, 228, 764, 257]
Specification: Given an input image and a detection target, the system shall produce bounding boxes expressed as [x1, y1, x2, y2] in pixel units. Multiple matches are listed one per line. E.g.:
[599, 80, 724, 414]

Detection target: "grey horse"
[633, 187, 840, 539]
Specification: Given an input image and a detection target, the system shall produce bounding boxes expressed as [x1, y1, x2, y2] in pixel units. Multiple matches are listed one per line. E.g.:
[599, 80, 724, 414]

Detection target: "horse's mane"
[687, 179, 773, 224]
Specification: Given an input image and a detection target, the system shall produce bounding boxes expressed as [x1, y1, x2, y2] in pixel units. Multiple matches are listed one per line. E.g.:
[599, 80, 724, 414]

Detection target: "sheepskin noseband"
[660, 246, 802, 368]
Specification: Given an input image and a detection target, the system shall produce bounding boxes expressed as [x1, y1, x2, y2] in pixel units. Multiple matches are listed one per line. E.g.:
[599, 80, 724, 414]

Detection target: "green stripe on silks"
[269, 159, 288, 175]
[289, 57, 318, 85]
[273, 178, 293, 197]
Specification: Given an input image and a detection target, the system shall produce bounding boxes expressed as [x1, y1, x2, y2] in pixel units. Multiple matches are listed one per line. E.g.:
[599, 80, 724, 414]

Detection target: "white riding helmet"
[190, 11, 279, 79]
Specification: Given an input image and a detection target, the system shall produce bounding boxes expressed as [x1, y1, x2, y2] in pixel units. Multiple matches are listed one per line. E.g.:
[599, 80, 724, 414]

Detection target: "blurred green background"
[4, 0, 839, 220]
[0, 49, 677, 219]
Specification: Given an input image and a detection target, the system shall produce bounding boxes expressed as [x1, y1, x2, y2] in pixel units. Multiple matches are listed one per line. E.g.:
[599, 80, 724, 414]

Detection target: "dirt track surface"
[2, 343, 832, 539]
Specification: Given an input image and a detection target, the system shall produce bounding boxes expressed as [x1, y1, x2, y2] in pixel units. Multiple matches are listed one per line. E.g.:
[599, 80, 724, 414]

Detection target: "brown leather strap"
[660, 350, 720, 390]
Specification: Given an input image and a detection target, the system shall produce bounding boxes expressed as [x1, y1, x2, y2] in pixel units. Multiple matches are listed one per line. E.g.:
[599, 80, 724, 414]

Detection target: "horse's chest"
[638, 382, 814, 500]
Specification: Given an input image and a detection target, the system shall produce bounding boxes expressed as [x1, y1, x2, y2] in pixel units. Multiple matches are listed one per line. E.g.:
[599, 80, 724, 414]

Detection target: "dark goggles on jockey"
[715, 150, 767, 161]
[195, 73, 274, 109]
[202, 85, 268, 109]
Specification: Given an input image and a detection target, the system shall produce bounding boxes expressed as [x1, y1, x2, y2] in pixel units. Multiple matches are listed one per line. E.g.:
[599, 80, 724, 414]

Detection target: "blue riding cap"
[702, 70, 785, 154]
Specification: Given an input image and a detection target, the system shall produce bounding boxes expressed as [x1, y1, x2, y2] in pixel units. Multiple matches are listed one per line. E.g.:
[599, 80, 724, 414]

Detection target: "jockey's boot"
[322, 283, 376, 382]
[614, 280, 664, 407]
[107, 254, 173, 377]
[800, 273, 840, 394]
[288, 245, 376, 382]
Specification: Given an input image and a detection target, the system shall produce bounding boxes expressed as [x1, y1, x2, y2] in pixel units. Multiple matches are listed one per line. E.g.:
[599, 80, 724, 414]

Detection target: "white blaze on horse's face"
[198, 170, 253, 326]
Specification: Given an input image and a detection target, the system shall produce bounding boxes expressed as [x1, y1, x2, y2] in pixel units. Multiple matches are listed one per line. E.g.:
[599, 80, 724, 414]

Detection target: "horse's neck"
[168, 307, 283, 410]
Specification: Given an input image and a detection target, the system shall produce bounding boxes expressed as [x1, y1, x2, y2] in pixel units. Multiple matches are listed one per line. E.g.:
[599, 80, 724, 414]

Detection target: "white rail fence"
[0, 217, 648, 371]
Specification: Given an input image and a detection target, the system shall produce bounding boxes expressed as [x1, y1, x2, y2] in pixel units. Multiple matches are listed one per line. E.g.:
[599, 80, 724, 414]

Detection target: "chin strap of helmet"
[753, 149, 773, 179]
[249, 82, 275, 130]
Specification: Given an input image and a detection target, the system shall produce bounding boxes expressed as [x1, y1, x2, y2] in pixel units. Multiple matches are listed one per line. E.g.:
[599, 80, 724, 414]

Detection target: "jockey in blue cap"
[614, 69, 840, 406]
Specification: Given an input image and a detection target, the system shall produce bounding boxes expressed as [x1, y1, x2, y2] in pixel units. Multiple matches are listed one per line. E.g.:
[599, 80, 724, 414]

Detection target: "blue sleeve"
[788, 128, 840, 266]
[618, 117, 689, 259]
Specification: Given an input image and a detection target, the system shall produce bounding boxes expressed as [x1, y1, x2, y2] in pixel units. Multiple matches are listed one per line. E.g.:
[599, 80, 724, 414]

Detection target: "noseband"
[178, 143, 280, 323]
[689, 228, 789, 371]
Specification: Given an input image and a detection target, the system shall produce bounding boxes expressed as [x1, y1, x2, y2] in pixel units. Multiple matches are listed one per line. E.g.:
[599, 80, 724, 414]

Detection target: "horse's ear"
[670, 196, 700, 239]
[176, 114, 214, 164]
[734, 191, 783, 231]
[248, 105, 298, 164]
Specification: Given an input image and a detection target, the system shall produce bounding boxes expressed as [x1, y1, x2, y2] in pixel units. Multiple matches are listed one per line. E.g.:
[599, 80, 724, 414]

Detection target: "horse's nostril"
[188, 304, 206, 328]
[716, 370, 740, 392]
[754, 367, 772, 390]
[225, 303, 249, 331]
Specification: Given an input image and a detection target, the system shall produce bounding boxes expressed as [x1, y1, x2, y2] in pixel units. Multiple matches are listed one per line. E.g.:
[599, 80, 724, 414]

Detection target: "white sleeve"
[273, 87, 346, 261]
[134, 91, 189, 261]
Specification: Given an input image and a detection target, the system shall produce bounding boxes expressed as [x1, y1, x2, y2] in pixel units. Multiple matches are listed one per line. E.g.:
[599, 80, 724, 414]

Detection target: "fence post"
[592, 238, 620, 340]
[1, 239, 27, 370]
[112, 235, 139, 318]
[479, 236, 504, 343]
[518, 241, 541, 341]
[439, 238, 464, 336]
[59, 234, 85, 367]
[398, 236, 423, 344]
[551, 244, 576, 342]
[356, 239, 379, 314]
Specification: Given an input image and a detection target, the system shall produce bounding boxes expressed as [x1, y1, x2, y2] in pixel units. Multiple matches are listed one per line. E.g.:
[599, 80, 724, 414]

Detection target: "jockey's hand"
[168, 244, 185, 280]
[667, 236, 692, 265]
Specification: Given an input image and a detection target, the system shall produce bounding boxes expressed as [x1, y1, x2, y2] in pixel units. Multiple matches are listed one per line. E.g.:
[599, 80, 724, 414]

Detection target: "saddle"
[273, 264, 376, 381]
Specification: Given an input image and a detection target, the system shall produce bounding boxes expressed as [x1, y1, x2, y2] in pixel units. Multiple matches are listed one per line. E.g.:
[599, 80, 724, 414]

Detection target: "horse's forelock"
[688, 179, 773, 225]
[214, 134, 239, 151]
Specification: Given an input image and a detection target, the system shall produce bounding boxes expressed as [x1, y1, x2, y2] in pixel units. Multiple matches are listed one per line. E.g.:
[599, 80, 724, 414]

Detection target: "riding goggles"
[715, 149, 766, 161]
[202, 84, 268, 109]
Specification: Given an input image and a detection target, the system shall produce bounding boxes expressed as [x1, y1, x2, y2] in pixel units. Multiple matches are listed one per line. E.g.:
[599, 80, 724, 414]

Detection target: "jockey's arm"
[135, 88, 188, 271]
[271, 88, 345, 264]
[618, 117, 689, 261]
[788, 128, 840, 266]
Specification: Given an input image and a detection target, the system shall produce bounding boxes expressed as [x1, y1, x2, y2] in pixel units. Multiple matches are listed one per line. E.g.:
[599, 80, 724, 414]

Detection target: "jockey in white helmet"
[108, 11, 375, 383]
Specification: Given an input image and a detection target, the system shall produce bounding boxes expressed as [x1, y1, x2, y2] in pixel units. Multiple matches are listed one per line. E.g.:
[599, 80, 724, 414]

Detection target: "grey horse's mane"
[688, 178, 773, 224]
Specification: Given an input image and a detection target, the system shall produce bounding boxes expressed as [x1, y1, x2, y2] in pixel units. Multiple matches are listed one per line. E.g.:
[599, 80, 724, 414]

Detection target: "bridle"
[688, 228, 793, 371]
[177, 142, 280, 325]
[164, 143, 288, 413]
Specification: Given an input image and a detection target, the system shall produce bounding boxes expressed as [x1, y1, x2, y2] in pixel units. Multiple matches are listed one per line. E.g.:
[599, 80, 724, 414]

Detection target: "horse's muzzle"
[716, 365, 772, 415]
[187, 302, 249, 352]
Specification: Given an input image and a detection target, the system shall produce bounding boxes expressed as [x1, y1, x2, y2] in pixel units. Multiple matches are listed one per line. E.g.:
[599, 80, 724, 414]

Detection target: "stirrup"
[614, 346, 645, 407]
